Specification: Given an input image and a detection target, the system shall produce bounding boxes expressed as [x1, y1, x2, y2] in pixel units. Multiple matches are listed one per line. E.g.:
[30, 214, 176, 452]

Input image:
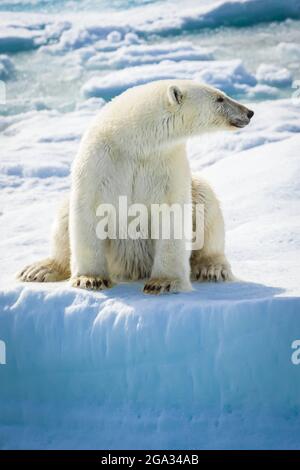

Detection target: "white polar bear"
[18, 80, 254, 294]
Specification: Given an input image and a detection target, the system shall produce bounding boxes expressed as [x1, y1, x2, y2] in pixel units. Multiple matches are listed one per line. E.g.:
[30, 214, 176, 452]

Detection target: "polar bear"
[18, 80, 253, 294]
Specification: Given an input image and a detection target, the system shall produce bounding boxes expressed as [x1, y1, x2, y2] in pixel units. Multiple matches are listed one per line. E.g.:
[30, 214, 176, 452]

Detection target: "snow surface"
[1, 0, 300, 451]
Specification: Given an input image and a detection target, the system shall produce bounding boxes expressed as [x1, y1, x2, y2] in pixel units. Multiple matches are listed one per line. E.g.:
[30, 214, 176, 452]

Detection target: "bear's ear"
[167, 85, 184, 106]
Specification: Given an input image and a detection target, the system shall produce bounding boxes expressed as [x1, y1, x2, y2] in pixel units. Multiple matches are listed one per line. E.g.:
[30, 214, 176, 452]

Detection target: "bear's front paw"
[143, 278, 187, 295]
[71, 276, 113, 291]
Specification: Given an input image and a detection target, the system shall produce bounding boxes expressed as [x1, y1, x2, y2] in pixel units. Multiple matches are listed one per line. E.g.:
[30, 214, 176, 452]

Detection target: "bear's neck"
[118, 113, 189, 155]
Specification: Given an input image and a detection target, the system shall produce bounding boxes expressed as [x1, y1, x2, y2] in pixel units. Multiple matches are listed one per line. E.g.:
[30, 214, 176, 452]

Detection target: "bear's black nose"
[247, 110, 254, 119]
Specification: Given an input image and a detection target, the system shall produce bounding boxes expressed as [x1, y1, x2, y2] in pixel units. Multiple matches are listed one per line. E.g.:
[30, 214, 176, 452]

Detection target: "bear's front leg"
[69, 161, 113, 291]
[70, 207, 113, 290]
[143, 238, 192, 295]
[70, 211, 113, 291]
[143, 149, 193, 295]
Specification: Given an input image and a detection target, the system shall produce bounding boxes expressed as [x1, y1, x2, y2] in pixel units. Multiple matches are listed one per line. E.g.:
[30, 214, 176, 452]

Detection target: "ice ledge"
[0, 283, 300, 449]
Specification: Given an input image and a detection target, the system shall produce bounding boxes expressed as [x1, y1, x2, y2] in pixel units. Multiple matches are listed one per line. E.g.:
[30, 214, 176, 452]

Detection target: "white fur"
[18, 80, 254, 294]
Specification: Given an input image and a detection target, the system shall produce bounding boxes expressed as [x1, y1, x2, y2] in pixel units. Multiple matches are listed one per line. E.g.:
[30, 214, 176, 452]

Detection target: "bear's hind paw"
[192, 261, 234, 282]
[17, 259, 68, 282]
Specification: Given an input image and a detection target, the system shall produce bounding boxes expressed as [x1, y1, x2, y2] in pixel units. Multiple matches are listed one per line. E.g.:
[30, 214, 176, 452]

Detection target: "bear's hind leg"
[17, 197, 71, 283]
[190, 175, 234, 283]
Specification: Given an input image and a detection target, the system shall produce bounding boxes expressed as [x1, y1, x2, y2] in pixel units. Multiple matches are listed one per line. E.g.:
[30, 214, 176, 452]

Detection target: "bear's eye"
[216, 96, 224, 103]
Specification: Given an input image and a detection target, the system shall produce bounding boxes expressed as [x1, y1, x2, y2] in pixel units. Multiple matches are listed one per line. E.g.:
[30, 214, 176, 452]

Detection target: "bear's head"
[165, 80, 254, 137]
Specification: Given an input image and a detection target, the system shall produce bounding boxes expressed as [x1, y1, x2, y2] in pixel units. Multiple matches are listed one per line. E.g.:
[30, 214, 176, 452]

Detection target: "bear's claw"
[192, 262, 234, 282]
[143, 278, 181, 295]
[17, 260, 68, 282]
[71, 276, 113, 291]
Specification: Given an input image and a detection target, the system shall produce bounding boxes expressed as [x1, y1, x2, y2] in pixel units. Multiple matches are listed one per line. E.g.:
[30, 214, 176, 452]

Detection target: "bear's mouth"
[230, 119, 249, 129]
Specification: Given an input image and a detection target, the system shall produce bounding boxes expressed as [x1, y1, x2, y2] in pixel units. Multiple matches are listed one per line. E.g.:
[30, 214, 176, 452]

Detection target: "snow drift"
[81, 59, 256, 100]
